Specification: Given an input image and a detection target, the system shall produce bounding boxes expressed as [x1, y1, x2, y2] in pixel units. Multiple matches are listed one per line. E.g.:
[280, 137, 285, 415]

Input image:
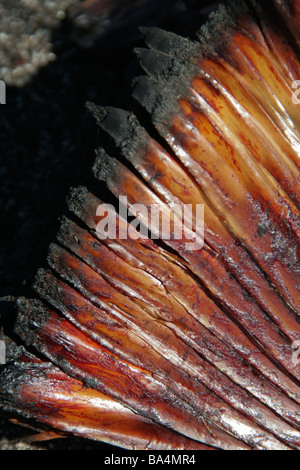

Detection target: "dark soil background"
[0, 0, 221, 450]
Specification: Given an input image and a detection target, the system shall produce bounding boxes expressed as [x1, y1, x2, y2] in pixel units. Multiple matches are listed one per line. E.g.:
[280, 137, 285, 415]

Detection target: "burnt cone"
[1, 0, 300, 451]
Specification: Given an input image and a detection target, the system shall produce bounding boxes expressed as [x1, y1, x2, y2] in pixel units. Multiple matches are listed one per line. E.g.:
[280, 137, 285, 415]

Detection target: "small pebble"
[0, 0, 79, 87]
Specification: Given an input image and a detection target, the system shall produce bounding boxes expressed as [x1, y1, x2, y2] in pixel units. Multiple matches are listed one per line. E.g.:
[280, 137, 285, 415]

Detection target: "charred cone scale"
[1, 0, 300, 451]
